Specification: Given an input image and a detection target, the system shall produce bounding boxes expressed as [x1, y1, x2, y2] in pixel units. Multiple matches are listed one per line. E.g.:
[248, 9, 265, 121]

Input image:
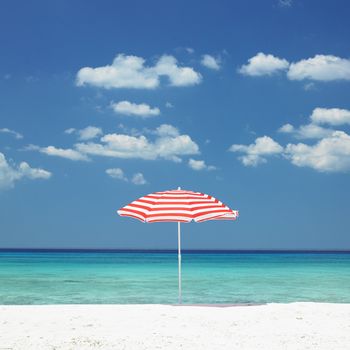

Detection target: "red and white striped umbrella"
[117, 188, 239, 303]
[117, 188, 239, 223]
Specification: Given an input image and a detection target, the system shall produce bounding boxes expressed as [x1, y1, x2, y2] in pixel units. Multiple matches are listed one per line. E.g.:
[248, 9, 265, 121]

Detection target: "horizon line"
[0, 248, 349, 254]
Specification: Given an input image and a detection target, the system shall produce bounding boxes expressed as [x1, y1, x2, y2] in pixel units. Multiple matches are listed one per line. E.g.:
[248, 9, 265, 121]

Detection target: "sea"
[0, 250, 349, 305]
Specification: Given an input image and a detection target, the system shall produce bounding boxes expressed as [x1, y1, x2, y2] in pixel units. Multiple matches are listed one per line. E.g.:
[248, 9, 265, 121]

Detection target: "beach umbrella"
[118, 187, 239, 303]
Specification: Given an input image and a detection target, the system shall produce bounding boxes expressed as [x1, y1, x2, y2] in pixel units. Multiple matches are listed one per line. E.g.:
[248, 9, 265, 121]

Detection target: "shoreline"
[1, 302, 349, 349]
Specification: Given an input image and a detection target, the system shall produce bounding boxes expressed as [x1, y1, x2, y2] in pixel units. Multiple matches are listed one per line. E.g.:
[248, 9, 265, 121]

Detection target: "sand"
[0, 303, 349, 349]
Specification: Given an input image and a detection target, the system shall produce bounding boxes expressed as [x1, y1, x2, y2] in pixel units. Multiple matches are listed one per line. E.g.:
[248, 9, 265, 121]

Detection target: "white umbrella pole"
[178, 221, 182, 304]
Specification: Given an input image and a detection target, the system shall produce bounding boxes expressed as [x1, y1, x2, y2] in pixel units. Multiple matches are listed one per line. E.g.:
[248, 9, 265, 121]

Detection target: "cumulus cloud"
[278, 122, 333, 139]
[238, 52, 289, 76]
[131, 173, 147, 185]
[201, 54, 221, 70]
[240, 53, 350, 82]
[234, 108, 350, 172]
[278, 108, 350, 140]
[76, 53, 201, 89]
[65, 126, 102, 140]
[106, 168, 147, 185]
[285, 131, 350, 172]
[229, 136, 284, 166]
[310, 107, 350, 126]
[30, 124, 199, 164]
[64, 128, 76, 135]
[76, 125, 199, 163]
[78, 126, 103, 140]
[28, 145, 89, 161]
[154, 124, 179, 137]
[0, 152, 51, 190]
[154, 55, 202, 86]
[278, 108, 350, 172]
[287, 55, 350, 81]
[105, 168, 127, 181]
[76, 54, 158, 89]
[16, 162, 51, 180]
[188, 158, 216, 171]
[0, 128, 23, 139]
[278, 123, 294, 133]
[74, 124, 198, 163]
[111, 101, 160, 117]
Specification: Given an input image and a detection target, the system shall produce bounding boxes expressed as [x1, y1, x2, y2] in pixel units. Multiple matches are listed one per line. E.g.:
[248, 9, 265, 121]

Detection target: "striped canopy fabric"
[117, 189, 239, 223]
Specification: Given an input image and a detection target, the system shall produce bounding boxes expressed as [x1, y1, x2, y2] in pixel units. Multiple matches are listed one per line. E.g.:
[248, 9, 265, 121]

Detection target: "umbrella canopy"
[118, 188, 239, 303]
[118, 188, 239, 223]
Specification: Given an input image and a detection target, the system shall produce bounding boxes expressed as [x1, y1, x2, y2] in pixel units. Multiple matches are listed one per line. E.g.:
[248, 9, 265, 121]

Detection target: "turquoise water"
[0, 251, 349, 304]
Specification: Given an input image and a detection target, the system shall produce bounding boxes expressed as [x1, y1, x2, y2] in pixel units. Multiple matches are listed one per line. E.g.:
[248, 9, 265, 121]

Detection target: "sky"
[0, 0, 349, 250]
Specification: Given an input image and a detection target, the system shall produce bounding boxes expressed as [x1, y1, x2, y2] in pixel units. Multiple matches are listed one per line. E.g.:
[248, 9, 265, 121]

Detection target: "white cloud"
[275, 108, 350, 172]
[295, 124, 333, 139]
[154, 55, 202, 86]
[106, 168, 147, 185]
[278, 108, 350, 140]
[201, 54, 221, 70]
[238, 52, 289, 76]
[234, 108, 350, 173]
[240, 53, 350, 82]
[310, 108, 350, 126]
[64, 128, 76, 135]
[287, 55, 350, 81]
[278, 123, 294, 133]
[154, 135, 198, 162]
[278, 122, 333, 139]
[188, 158, 216, 171]
[28, 145, 89, 161]
[285, 131, 350, 172]
[77, 126, 103, 140]
[65, 126, 103, 140]
[154, 124, 179, 137]
[0, 152, 51, 190]
[17, 162, 51, 180]
[106, 168, 127, 181]
[75, 124, 199, 162]
[76, 53, 201, 89]
[233, 130, 350, 172]
[0, 128, 23, 139]
[77, 54, 158, 89]
[229, 136, 284, 166]
[30, 125, 199, 164]
[111, 101, 160, 117]
[131, 173, 147, 185]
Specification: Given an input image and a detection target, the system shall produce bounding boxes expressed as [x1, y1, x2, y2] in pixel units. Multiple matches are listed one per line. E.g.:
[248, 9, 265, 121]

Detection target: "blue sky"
[1, 0, 350, 249]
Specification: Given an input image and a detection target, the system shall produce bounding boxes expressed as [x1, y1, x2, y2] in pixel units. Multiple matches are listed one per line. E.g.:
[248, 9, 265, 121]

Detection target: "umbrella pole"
[178, 221, 182, 304]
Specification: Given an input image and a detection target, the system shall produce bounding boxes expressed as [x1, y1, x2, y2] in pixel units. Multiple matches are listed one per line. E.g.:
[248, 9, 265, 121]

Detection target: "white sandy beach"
[0, 303, 349, 349]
